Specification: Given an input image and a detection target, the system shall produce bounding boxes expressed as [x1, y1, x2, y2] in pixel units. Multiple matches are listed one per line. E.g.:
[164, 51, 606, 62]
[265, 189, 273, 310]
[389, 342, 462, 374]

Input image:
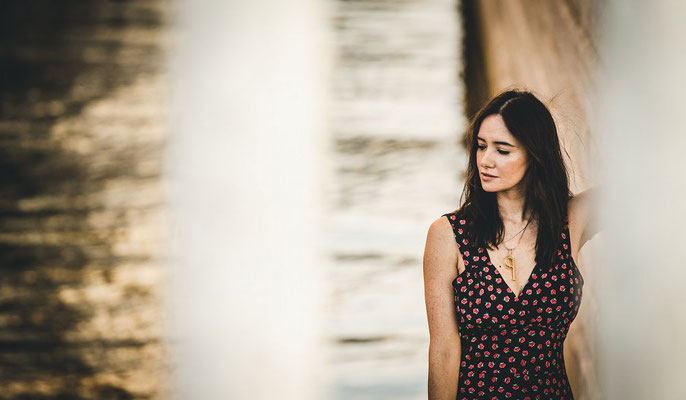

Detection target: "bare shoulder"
[425, 216, 457, 263]
[428, 215, 455, 242]
[424, 215, 461, 277]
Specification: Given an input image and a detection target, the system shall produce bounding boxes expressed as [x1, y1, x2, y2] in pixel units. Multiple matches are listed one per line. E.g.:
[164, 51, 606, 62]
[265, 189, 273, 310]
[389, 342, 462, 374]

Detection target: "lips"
[481, 172, 497, 178]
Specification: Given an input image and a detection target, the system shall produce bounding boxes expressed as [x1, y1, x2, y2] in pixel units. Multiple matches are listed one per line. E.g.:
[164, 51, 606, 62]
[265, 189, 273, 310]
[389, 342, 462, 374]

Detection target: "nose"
[479, 149, 495, 170]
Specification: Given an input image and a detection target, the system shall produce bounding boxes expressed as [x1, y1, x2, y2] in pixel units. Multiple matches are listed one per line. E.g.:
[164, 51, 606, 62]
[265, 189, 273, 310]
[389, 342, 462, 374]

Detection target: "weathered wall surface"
[0, 1, 169, 398]
[461, 1, 603, 399]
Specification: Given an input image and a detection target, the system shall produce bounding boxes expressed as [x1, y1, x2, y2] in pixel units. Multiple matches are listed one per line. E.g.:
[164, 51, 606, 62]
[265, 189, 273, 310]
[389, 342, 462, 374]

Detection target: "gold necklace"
[500, 216, 534, 281]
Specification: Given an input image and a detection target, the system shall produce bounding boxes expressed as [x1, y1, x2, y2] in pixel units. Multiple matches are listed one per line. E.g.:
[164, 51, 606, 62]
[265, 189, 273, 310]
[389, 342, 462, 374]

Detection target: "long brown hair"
[455, 89, 572, 265]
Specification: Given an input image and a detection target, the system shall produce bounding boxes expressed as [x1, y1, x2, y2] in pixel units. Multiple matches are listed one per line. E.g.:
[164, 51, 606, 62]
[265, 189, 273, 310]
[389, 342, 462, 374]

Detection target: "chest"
[458, 231, 538, 293]
[452, 246, 584, 335]
[486, 243, 537, 292]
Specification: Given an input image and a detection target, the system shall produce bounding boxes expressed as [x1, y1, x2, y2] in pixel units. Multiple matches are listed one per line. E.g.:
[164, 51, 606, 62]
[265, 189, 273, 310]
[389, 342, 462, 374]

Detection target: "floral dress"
[442, 210, 584, 399]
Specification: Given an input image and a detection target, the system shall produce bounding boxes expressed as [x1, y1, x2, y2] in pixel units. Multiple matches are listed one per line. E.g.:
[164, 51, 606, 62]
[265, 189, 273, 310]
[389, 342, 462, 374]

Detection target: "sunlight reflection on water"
[326, 0, 466, 398]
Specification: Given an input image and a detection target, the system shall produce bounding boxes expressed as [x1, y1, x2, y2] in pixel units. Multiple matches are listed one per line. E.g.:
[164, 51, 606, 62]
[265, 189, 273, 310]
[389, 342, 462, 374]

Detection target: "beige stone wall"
[461, 1, 603, 398]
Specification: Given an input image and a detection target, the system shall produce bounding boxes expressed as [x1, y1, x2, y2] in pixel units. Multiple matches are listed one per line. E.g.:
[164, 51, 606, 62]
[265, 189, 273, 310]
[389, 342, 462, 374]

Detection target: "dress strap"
[442, 212, 480, 274]
[442, 212, 469, 248]
[557, 214, 573, 261]
[558, 212, 585, 285]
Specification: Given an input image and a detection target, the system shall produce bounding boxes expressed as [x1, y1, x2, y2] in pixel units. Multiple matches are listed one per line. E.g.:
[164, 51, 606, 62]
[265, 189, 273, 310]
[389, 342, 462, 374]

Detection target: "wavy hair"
[455, 89, 572, 265]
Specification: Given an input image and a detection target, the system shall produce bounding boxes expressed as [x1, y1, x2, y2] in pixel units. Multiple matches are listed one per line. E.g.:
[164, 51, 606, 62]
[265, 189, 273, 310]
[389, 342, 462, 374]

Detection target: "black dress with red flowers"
[442, 210, 584, 400]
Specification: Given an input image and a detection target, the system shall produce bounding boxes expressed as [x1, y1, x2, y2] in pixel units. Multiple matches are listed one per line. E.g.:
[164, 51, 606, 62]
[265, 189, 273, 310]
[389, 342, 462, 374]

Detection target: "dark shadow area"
[0, 1, 165, 398]
[458, 0, 489, 144]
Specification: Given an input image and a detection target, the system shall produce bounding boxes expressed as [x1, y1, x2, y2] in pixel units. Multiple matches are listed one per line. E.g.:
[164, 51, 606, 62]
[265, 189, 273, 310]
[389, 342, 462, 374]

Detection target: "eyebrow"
[477, 136, 515, 147]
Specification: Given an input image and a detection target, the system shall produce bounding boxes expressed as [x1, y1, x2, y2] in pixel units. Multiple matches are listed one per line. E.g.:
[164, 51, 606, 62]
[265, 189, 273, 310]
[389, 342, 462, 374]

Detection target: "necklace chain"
[501, 214, 534, 250]
[496, 215, 534, 293]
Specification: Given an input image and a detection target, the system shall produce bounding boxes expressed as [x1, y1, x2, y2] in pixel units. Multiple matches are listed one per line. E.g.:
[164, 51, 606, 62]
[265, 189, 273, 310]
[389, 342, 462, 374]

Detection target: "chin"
[481, 180, 513, 193]
[480, 182, 499, 192]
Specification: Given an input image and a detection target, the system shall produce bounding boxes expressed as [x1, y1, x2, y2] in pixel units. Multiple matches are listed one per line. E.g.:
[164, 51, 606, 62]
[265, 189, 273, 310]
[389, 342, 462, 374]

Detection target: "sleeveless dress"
[442, 210, 584, 400]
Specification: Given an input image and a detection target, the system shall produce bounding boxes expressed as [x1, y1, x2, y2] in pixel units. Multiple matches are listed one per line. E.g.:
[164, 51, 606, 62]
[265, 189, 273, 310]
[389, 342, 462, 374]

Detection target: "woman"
[423, 89, 599, 399]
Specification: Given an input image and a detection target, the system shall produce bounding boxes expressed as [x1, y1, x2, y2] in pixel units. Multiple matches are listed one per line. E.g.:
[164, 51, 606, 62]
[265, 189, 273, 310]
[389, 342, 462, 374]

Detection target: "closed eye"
[477, 144, 509, 155]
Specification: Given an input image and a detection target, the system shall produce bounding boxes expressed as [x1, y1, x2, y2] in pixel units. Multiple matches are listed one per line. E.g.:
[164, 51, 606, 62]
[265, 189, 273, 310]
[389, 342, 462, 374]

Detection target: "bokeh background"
[0, 0, 685, 399]
[327, 1, 601, 399]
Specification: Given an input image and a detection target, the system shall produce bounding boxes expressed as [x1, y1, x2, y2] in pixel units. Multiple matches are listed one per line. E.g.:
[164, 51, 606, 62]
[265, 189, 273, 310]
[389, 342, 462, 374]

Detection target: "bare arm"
[423, 216, 462, 400]
[569, 186, 601, 253]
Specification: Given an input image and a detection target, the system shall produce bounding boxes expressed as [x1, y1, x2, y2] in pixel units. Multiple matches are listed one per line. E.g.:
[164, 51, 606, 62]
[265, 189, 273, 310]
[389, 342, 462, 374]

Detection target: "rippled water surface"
[326, 1, 466, 398]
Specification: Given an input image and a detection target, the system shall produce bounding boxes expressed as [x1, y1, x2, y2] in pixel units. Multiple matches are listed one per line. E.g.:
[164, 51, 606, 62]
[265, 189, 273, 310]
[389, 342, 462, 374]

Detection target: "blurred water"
[0, 1, 169, 398]
[325, 1, 466, 398]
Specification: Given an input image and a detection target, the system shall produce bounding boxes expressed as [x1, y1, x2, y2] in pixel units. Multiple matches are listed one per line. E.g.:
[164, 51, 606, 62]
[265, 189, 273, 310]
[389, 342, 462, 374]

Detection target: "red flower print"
[442, 210, 581, 398]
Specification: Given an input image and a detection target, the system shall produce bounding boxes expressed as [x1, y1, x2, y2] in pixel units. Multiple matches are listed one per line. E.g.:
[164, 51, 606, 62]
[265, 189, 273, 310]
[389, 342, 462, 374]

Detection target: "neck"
[496, 187, 530, 224]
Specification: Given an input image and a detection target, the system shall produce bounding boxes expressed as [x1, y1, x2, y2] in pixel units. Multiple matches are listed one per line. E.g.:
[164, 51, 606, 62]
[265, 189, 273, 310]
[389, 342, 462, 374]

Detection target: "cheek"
[502, 158, 528, 179]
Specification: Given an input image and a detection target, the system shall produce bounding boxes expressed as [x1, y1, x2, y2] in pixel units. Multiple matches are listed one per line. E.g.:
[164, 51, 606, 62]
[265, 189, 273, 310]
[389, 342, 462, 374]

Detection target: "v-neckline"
[484, 247, 539, 301]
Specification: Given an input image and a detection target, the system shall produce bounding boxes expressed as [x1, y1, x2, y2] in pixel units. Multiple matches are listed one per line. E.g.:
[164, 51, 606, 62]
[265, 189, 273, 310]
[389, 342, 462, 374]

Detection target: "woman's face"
[476, 114, 529, 193]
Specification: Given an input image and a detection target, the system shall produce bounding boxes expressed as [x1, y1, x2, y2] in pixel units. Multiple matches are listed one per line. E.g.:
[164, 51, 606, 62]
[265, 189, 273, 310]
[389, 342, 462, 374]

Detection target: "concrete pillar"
[166, 1, 330, 399]
[594, 1, 686, 399]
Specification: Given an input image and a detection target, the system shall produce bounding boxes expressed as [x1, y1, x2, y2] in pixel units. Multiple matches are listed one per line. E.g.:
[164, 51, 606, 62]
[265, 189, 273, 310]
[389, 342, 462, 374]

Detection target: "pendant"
[504, 248, 516, 280]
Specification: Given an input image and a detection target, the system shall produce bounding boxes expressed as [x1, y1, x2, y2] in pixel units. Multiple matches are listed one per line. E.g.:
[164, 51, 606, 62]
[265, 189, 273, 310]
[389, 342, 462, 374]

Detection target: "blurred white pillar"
[164, 1, 331, 399]
[595, 2, 686, 399]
